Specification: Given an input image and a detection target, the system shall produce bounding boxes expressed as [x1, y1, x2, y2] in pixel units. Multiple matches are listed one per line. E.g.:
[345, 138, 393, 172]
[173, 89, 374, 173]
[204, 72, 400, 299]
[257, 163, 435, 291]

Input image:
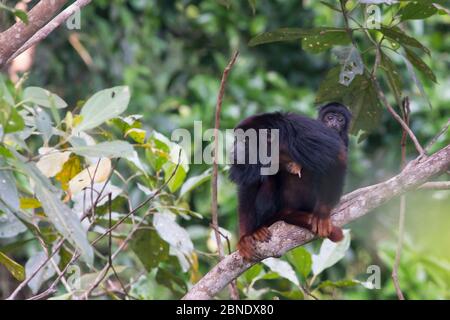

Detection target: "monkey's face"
[322, 112, 346, 133]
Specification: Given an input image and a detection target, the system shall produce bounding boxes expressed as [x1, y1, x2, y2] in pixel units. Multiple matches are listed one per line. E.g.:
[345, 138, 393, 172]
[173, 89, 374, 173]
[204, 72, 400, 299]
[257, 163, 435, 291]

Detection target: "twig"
[419, 181, 450, 190]
[425, 119, 450, 153]
[392, 98, 410, 301]
[7, 238, 65, 300]
[211, 50, 239, 300]
[5, 0, 93, 65]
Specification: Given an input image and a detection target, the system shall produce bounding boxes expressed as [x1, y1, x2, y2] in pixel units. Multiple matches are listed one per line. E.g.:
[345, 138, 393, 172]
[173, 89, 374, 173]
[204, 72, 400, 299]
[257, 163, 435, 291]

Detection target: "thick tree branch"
[5, 0, 93, 66]
[183, 144, 450, 300]
[0, 0, 68, 68]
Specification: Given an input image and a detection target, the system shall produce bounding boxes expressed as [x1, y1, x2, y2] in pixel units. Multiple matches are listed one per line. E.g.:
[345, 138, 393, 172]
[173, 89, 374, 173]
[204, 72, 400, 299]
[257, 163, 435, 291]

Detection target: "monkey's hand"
[237, 227, 272, 261]
[285, 162, 302, 178]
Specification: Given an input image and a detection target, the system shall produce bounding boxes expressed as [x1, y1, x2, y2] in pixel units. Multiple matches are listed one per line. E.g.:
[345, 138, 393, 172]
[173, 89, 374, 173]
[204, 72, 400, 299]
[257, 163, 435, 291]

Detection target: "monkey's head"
[318, 102, 352, 134]
[318, 102, 352, 146]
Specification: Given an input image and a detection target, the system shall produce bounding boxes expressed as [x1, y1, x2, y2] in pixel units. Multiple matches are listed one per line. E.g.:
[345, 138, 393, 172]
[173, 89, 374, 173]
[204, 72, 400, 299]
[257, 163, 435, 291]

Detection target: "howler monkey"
[229, 102, 352, 260]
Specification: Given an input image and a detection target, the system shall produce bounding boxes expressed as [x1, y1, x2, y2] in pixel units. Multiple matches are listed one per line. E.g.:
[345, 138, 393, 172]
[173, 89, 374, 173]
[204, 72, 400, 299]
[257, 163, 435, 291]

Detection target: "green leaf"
[262, 257, 299, 286]
[19, 197, 42, 209]
[380, 52, 403, 106]
[25, 251, 60, 293]
[156, 268, 187, 295]
[404, 47, 437, 83]
[0, 103, 25, 134]
[380, 26, 430, 56]
[12, 153, 94, 265]
[74, 86, 130, 133]
[273, 289, 304, 300]
[288, 247, 312, 279]
[0, 251, 25, 281]
[0, 74, 14, 106]
[130, 229, 169, 271]
[249, 28, 311, 46]
[125, 128, 146, 144]
[319, 1, 341, 12]
[0, 204, 27, 239]
[163, 162, 187, 193]
[301, 28, 351, 53]
[312, 229, 351, 276]
[0, 165, 20, 211]
[0, 145, 13, 158]
[146, 131, 171, 171]
[400, 53, 432, 108]
[399, 2, 437, 20]
[71, 140, 134, 158]
[23, 87, 67, 109]
[179, 169, 212, 198]
[243, 264, 263, 283]
[13, 9, 28, 24]
[317, 279, 359, 290]
[34, 107, 53, 142]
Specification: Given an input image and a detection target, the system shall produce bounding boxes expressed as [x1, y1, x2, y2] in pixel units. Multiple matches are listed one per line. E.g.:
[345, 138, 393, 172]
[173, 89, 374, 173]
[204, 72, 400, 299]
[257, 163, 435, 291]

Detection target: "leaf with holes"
[380, 26, 430, 56]
[399, 1, 437, 20]
[249, 28, 311, 46]
[301, 28, 351, 54]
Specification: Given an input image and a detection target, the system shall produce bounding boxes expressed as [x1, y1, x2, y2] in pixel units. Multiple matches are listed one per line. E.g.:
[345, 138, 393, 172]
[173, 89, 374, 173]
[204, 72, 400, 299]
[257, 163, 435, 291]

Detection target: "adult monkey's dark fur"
[230, 102, 352, 260]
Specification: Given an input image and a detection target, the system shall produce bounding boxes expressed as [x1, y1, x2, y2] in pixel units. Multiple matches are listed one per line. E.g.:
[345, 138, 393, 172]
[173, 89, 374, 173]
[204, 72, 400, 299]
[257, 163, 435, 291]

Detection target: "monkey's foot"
[252, 227, 272, 242]
[310, 216, 343, 242]
[328, 226, 344, 242]
[311, 216, 333, 238]
[286, 162, 302, 178]
[237, 228, 272, 261]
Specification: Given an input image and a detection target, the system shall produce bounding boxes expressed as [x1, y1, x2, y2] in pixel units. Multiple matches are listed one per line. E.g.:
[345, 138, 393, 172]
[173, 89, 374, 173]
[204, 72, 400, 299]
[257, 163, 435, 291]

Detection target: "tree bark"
[0, 0, 67, 68]
[183, 144, 450, 300]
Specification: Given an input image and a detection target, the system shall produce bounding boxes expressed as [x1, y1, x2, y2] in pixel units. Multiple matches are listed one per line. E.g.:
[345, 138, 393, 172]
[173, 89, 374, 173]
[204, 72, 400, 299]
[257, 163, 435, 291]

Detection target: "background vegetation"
[0, 0, 449, 300]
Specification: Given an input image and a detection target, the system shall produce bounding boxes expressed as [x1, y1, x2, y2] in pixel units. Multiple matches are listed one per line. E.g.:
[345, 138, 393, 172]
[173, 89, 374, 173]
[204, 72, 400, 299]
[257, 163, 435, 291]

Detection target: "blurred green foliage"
[0, 0, 449, 300]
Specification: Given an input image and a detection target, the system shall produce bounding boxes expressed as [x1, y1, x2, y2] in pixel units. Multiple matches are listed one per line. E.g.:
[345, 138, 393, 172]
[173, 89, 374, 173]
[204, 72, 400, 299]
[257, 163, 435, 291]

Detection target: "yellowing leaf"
[55, 155, 82, 191]
[20, 197, 42, 209]
[125, 128, 146, 144]
[36, 149, 71, 178]
[0, 251, 25, 281]
[68, 158, 111, 195]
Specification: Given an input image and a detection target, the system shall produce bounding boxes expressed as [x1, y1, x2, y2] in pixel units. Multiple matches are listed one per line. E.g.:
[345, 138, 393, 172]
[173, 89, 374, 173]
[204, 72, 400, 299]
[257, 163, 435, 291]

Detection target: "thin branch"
[0, 0, 68, 68]
[7, 238, 65, 300]
[425, 119, 450, 152]
[211, 50, 239, 300]
[419, 181, 450, 190]
[392, 97, 410, 301]
[4, 0, 93, 66]
[183, 144, 450, 300]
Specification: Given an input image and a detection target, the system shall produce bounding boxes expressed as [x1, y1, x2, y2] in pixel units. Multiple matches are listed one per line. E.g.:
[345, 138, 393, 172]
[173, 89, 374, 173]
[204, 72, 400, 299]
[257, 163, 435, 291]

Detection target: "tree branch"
[183, 144, 450, 300]
[0, 0, 68, 68]
[5, 0, 93, 66]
